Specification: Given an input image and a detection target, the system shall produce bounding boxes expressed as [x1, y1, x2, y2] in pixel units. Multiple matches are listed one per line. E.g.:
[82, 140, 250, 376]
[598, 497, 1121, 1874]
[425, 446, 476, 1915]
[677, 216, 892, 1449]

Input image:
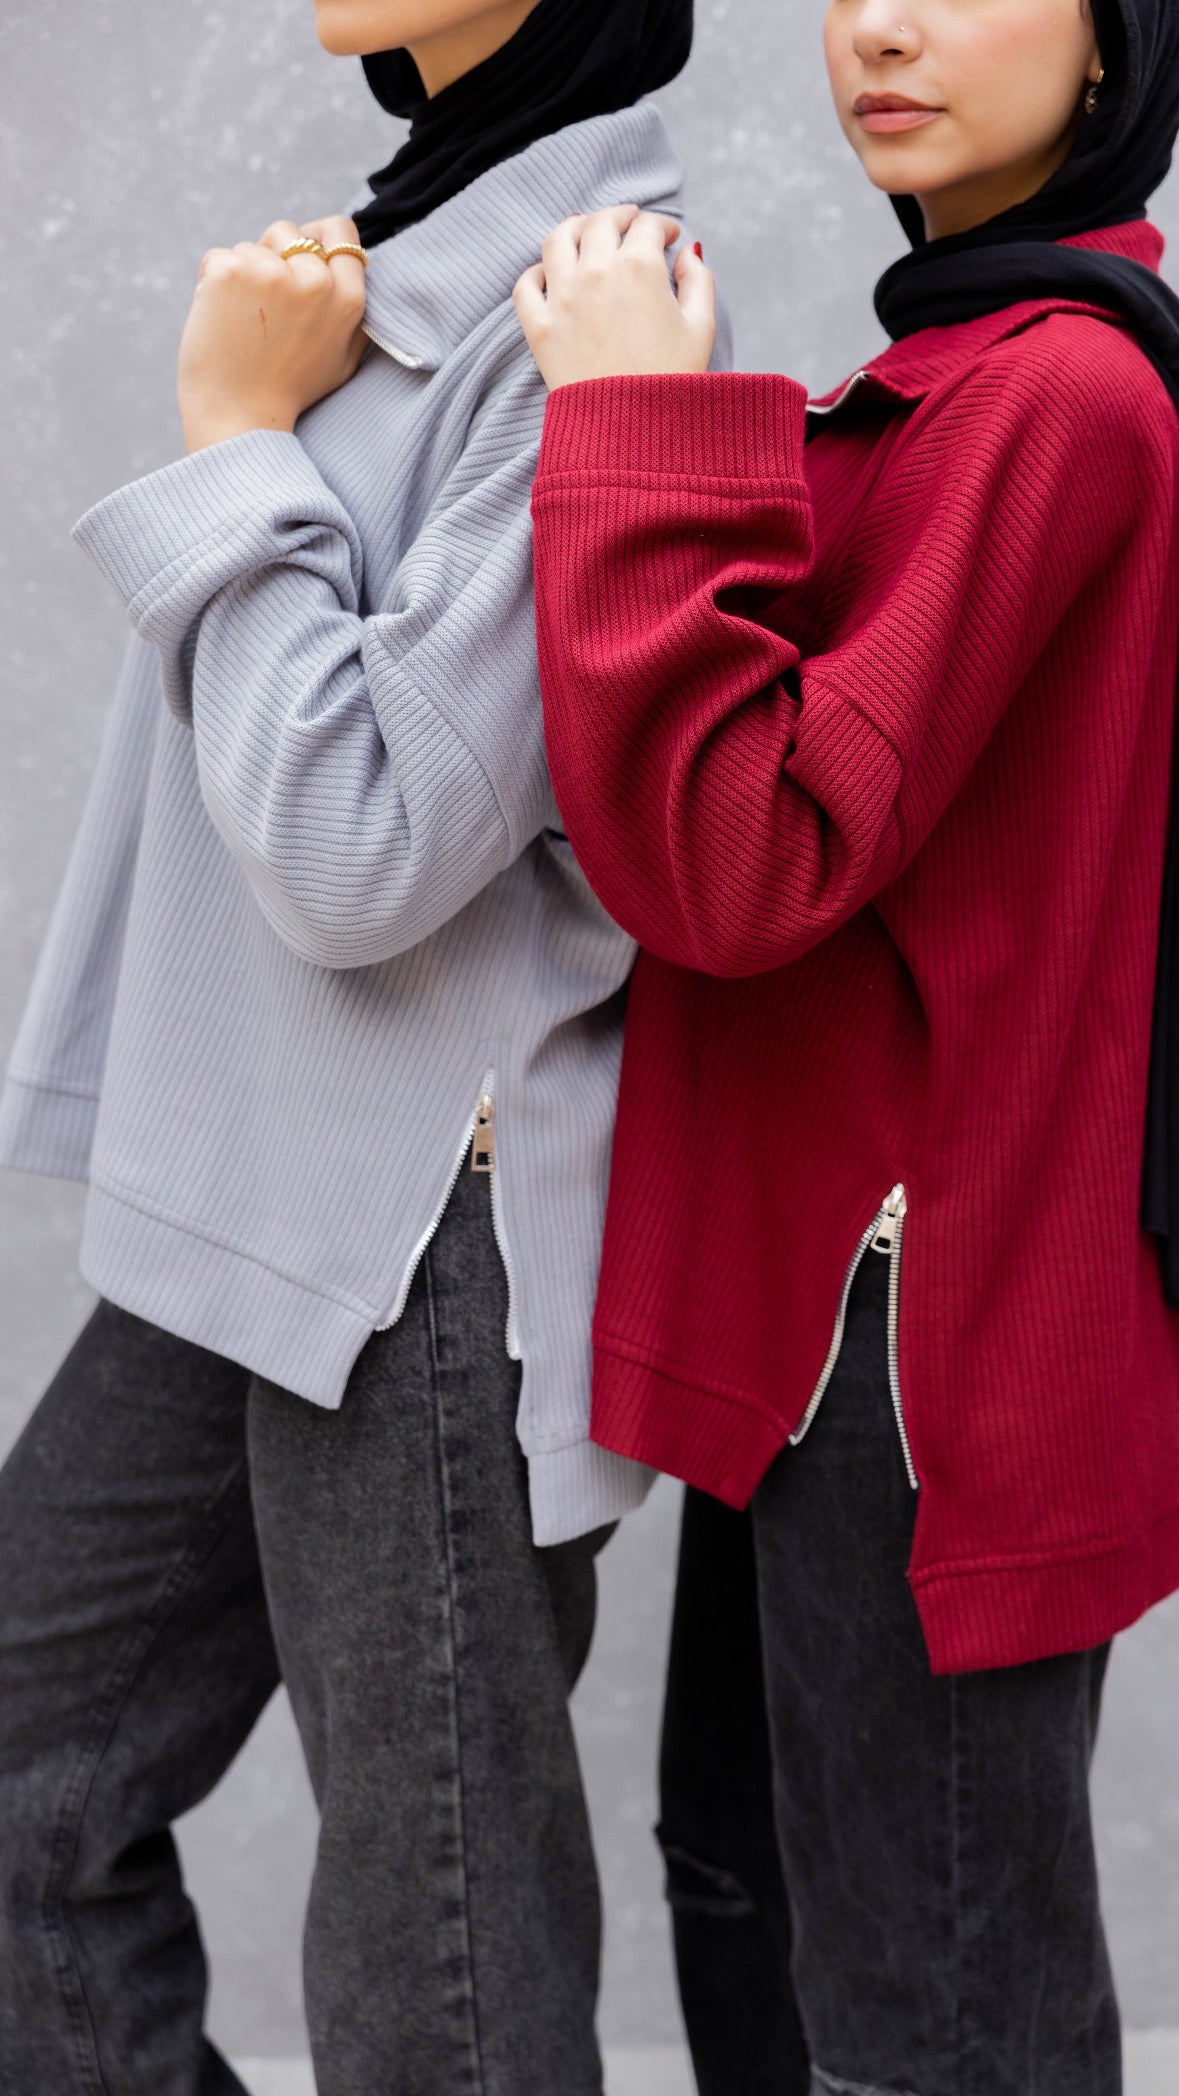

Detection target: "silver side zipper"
[470, 1080, 521, 1360]
[375, 1091, 481, 1331]
[872, 1186, 919, 1491]
[790, 1182, 919, 1490]
[377, 1067, 520, 1351]
[471, 1091, 496, 1173]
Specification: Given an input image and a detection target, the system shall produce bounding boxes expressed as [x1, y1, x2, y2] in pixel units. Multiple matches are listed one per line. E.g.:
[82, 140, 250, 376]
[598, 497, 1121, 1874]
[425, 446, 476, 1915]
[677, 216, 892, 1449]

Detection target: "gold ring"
[280, 237, 328, 262]
[321, 243, 370, 269]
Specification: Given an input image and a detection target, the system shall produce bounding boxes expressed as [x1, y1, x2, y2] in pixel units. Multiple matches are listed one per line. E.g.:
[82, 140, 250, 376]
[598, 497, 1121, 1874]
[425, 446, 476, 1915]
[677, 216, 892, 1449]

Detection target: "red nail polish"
[692, 242, 704, 261]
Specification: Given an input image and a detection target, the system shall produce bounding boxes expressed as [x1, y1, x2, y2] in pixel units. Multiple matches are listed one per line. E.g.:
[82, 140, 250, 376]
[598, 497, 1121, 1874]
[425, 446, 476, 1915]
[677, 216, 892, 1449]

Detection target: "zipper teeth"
[374, 1092, 481, 1331]
[361, 319, 426, 371]
[805, 368, 868, 420]
[488, 1143, 521, 1362]
[887, 1203, 919, 1491]
[376, 1069, 521, 1362]
[790, 1183, 918, 1492]
[788, 1212, 879, 1447]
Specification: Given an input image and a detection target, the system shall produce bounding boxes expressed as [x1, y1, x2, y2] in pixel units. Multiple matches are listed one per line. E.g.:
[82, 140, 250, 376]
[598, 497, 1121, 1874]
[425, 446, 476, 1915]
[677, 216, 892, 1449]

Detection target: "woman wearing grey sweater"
[0, 3, 717, 2090]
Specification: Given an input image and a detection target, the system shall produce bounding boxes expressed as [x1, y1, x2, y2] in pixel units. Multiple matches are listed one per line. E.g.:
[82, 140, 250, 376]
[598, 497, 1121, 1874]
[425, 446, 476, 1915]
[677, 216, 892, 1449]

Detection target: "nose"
[851, 2, 923, 65]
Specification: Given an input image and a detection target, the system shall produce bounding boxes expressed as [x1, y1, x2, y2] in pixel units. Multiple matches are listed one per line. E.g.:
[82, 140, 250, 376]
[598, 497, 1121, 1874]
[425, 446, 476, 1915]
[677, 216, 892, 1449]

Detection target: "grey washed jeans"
[660, 1251, 1120, 2096]
[0, 1165, 607, 2096]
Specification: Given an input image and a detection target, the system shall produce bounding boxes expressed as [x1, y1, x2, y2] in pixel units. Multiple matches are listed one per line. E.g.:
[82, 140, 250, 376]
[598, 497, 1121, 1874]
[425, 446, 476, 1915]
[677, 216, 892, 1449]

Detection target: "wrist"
[180, 398, 298, 455]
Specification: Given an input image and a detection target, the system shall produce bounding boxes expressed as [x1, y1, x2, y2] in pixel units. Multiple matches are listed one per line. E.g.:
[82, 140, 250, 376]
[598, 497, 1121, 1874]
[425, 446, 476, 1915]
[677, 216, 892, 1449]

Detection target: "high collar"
[809, 219, 1166, 416]
[356, 100, 683, 374]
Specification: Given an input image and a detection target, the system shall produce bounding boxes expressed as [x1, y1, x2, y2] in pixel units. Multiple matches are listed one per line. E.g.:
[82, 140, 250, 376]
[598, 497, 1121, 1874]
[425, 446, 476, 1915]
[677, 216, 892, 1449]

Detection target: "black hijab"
[873, 0, 1179, 1301]
[353, 0, 694, 251]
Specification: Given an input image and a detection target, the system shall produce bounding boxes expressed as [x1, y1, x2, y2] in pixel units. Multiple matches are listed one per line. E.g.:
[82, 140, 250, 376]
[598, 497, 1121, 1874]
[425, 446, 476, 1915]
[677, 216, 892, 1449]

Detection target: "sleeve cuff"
[0, 1073, 98, 1183]
[537, 370, 809, 486]
[72, 429, 337, 612]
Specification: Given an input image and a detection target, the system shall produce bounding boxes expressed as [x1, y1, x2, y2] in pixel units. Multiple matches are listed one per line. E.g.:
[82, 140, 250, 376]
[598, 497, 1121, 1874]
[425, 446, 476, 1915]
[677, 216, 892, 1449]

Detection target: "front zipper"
[789, 1183, 919, 1490]
[805, 368, 869, 420]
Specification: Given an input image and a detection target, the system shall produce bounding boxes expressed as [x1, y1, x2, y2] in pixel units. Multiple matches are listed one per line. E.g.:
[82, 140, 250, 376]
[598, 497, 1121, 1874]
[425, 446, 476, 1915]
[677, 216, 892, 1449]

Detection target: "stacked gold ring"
[322, 242, 370, 268]
[280, 236, 328, 262]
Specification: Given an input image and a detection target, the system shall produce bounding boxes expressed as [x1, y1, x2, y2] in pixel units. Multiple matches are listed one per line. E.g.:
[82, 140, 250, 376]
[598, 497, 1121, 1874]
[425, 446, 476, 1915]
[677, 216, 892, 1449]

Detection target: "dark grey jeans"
[0, 1166, 606, 2096]
[660, 1250, 1121, 2096]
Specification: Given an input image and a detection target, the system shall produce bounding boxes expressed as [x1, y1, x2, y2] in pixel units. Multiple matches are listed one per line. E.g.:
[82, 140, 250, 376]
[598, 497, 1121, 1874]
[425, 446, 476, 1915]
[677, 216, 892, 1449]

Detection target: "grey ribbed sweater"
[0, 102, 725, 1543]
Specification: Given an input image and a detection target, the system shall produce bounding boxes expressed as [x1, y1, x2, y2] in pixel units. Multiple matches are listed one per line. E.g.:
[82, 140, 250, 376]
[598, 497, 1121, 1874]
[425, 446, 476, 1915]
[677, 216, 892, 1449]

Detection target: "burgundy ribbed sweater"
[532, 220, 1179, 1673]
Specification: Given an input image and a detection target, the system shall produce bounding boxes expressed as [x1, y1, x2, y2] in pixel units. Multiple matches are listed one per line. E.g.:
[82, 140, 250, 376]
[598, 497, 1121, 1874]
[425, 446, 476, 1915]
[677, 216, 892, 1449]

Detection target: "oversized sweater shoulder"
[532, 220, 1179, 1670]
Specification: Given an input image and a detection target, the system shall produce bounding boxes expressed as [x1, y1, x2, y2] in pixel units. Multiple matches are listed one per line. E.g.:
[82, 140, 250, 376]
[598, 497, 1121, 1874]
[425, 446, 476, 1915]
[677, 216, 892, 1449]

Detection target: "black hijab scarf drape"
[874, 0, 1179, 1301]
[353, 0, 694, 251]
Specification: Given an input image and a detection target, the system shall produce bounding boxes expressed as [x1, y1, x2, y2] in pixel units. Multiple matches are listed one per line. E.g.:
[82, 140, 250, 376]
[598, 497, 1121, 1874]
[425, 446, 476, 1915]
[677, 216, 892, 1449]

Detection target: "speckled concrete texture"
[3, 0, 1178, 2062]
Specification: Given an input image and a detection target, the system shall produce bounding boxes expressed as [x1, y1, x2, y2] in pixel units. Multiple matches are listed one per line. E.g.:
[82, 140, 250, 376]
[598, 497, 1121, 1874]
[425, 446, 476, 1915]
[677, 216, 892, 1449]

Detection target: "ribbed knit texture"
[532, 220, 1179, 1666]
[0, 102, 713, 1547]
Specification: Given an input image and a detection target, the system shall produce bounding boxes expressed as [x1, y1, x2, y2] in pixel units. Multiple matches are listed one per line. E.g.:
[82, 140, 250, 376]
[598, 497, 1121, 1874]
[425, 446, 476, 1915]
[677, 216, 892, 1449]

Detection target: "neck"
[916, 125, 1080, 242]
[408, 0, 540, 97]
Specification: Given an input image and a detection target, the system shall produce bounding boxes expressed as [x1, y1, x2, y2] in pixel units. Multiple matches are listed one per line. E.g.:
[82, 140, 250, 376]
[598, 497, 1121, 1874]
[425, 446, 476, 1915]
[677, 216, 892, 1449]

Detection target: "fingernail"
[693, 242, 704, 261]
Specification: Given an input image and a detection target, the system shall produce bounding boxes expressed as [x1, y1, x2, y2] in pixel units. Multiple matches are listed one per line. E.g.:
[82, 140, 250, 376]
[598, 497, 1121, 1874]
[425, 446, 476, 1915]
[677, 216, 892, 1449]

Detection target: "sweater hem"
[590, 1342, 787, 1508]
[81, 1183, 372, 1408]
[593, 1324, 790, 1428]
[913, 1504, 1179, 1674]
[527, 1437, 656, 1547]
[589, 1346, 1179, 1673]
[90, 1168, 375, 1318]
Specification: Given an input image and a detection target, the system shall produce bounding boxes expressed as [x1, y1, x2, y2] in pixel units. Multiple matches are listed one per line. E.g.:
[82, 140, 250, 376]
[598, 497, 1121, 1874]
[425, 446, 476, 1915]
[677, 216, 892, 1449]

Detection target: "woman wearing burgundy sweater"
[514, 1, 1179, 2089]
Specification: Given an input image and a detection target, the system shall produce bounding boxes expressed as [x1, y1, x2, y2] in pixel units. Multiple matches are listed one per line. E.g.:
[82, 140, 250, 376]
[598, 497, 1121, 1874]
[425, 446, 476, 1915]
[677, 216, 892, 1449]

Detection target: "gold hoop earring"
[1084, 65, 1105, 117]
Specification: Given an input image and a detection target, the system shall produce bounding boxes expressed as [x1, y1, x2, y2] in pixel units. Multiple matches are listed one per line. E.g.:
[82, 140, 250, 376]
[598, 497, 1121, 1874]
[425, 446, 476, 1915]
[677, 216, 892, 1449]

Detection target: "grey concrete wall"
[2, 0, 1178, 2060]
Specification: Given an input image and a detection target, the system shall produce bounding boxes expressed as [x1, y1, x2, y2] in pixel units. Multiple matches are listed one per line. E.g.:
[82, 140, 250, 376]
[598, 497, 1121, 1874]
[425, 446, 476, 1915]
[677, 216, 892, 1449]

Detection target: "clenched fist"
[513, 206, 716, 392]
[178, 216, 370, 453]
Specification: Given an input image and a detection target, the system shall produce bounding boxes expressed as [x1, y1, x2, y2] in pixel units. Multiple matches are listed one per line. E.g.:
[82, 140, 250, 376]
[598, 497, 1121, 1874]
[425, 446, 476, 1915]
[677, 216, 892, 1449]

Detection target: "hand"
[513, 206, 716, 392]
[178, 217, 370, 453]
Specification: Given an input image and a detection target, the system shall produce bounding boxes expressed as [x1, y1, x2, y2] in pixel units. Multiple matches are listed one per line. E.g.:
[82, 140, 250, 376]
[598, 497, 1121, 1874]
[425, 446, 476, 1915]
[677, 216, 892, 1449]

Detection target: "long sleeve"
[73, 353, 552, 971]
[532, 350, 1169, 978]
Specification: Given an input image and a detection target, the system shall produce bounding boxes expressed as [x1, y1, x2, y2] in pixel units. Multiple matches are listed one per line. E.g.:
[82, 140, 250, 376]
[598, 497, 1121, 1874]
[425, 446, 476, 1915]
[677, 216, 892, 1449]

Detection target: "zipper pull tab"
[471, 1093, 496, 1174]
[871, 1184, 907, 1256]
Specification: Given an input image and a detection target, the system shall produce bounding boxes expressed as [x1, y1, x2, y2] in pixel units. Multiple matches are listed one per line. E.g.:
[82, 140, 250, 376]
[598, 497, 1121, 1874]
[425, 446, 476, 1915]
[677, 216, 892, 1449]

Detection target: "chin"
[314, 2, 396, 57]
[315, 9, 360, 55]
[856, 139, 964, 202]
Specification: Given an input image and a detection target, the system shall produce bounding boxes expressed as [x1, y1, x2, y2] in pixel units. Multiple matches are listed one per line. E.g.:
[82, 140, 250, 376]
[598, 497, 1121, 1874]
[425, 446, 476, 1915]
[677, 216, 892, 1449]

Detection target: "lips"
[853, 92, 943, 135]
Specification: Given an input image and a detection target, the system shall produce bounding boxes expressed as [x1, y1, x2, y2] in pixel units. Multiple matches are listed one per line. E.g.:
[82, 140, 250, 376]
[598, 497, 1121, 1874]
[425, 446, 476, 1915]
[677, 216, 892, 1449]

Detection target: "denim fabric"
[662, 1250, 1121, 2096]
[657, 1488, 809, 2096]
[0, 1167, 606, 2095]
[0, 1303, 268, 2095]
[249, 1163, 608, 2096]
